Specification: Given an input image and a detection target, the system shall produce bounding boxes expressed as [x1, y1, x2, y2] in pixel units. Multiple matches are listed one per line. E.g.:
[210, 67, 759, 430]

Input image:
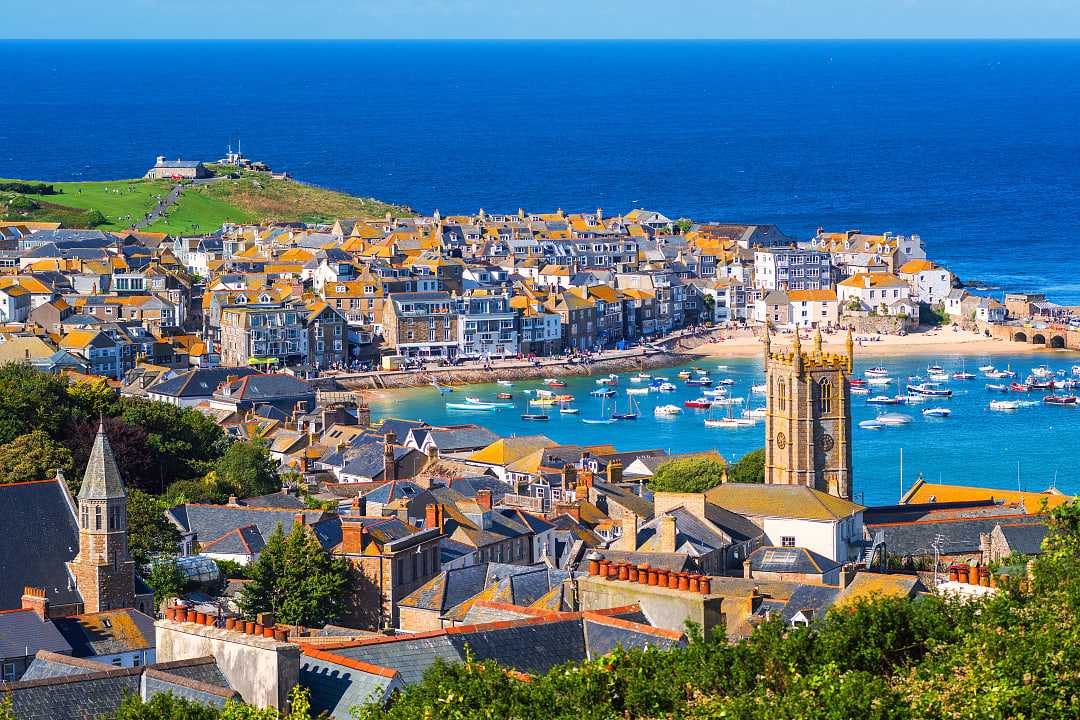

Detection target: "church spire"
[77, 419, 126, 501]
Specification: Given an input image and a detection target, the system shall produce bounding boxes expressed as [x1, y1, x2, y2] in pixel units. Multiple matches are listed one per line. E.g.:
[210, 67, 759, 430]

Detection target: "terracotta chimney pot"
[263, 626, 276, 638]
[678, 574, 690, 591]
[225, 618, 237, 631]
[618, 563, 629, 581]
[628, 565, 639, 583]
[688, 575, 700, 593]
[647, 569, 658, 586]
[588, 558, 601, 576]
[699, 577, 711, 594]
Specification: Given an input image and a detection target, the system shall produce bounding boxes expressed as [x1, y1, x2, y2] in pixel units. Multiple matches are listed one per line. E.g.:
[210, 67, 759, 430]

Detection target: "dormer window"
[336, 285, 347, 293]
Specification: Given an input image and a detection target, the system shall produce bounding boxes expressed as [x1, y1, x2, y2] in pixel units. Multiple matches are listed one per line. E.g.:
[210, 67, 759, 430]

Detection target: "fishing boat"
[865, 367, 890, 377]
[923, 407, 952, 417]
[654, 382, 677, 392]
[867, 395, 902, 405]
[677, 370, 692, 380]
[986, 369, 1011, 379]
[446, 402, 496, 411]
[851, 386, 871, 395]
[1044, 395, 1078, 406]
[496, 392, 513, 400]
[712, 397, 744, 406]
[589, 388, 616, 398]
[877, 412, 914, 426]
[717, 378, 737, 386]
[978, 365, 996, 373]
[466, 397, 514, 408]
[684, 398, 712, 409]
[859, 420, 884, 430]
[497, 380, 514, 387]
[990, 399, 1021, 411]
[547, 379, 567, 388]
[630, 373, 650, 383]
[1025, 376, 1054, 390]
[927, 364, 944, 374]
[1010, 382, 1032, 392]
[626, 387, 650, 396]
[751, 384, 767, 393]
[850, 379, 867, 387]
[743, 407, 767, 419]
[582, 394, 616, 424]
[542, 378, 557, 384]
[611, 395, 640, 420]
[907, 383, 952, 397]
[952, 371, 976, 380]
[654, 404, 682, 416]
[703, 387, 728, 398]
[595, 377, 616, 386]
[559, 401, 579, 414]
[866, 377, 893, 386]
[985, 383, 1009, 392]
[685, 377, 713, 387]
[927, 371, 950, 382]
[529, 397, 558, 406]
[1031, 364, 1054, 379]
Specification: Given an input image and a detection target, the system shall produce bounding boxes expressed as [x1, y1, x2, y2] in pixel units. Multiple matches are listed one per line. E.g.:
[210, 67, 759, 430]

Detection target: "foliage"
[239, 524, 352, 627]
[648, 457, 728, 493]
[0, 363, 73, 444]
[164, 477, 230, 506]
[0, 429, 74, 485]
[67, 377, 120, 418]
[674, 217, 694, 233]
[729, 448, 766, 484]
[119, 398, 228, 484]
[213, 440, 281, 499]
[0, 181, 55, 194]
[846, 297, 862, 312]
[146, 558, 187, 608]
[105, 687, 312, 720]
[127, 489, 182, 565]
[65, 416, 155, 494]
[0, 695, 14, 720]
[352, 500, 1080, 720]
[214, 558, 249, 581]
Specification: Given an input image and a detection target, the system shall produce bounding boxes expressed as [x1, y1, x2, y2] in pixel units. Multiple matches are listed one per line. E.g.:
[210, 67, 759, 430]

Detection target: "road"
[131, 176, 225, 231]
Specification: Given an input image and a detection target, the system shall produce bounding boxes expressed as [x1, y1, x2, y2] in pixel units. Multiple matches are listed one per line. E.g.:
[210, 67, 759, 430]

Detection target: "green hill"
[0, 172, 412, 233]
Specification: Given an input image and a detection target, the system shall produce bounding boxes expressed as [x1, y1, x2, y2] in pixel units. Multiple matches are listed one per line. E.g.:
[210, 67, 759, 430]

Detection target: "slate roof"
[0, 479, 82, 610]
[301, 649, 402, 718]
[238, 491, 307, 510]
[0, 610, 72, 660]
[148, 367, 258, 399]
[998, 523, 1049, 555]
[779, 584, 841, 625]
[866, 512, 1048, 556]
[77, 422, 126, 501]
[307, 608, 682, 689]
[705, 483, 863, 521]
[53, 610, 155, 657]
[216, 373, 314, 402]
[423, 426, 500, 452]
[747, 546, 841, 576]
[361, 479, 426, 505]
[636, 507, 732, 556]
[167, 504, 325, 558]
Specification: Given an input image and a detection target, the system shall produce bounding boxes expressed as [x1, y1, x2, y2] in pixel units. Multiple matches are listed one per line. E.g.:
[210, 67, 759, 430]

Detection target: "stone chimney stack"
[561, 464, 577, 490]
[476, 489, 492, 512]
[606, 459, 623, 484]
[383, 432, 397, 482]
[657, 514, 677, 553]
[425, 502, 443, 530]
[615, 516, 638, 552]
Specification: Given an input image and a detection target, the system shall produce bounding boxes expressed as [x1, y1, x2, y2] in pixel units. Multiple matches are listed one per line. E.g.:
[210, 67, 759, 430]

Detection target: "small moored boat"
[923, 407, 952, 417]
[684, 398, 712, 409]
[654, 404, 682, 416]
[990, 400, 1021, 411]
[984, 384, 1008, 393]
[1044, 395, 1078, 406]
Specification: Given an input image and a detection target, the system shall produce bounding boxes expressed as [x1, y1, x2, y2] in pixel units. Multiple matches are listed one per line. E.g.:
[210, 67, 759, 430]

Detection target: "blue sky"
[6, 0, 1080, 39]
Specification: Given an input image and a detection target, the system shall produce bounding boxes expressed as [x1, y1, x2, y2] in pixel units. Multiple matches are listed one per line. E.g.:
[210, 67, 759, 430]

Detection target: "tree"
[213, 440, 280, 499]
[0, 363, 73, 444]
[163, 478, 229, 506]
[729, 448, 766, 484]
[239, 524, 351, 627]
[118, 398, 228, 485]
[0, 429, 74, 485]
[108, 691, 220, 720]
[127, 489, 182, 565]
[67, 377, 119, 418]
[146, 558, 186, 609]
[648, 457, 728, 494]
[65, 417, 155, 493]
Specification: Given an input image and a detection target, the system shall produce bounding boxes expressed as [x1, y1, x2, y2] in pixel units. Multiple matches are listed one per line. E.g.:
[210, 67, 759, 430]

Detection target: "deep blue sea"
[2, 40, 1080, 299]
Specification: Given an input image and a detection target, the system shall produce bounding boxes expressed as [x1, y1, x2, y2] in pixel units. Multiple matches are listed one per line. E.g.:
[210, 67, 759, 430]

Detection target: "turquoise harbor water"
[367, 351, 1080, 506]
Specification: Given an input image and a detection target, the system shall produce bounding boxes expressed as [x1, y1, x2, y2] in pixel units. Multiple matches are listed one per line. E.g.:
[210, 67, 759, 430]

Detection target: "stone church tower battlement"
[763, 328, 854, 500]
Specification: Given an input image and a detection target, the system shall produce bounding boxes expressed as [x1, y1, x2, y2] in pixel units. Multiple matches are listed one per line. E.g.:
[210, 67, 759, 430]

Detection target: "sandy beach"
[689, 328, 1068, 359]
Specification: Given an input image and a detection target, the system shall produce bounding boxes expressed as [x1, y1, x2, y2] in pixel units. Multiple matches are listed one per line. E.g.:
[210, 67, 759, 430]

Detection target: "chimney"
[21, 586, 48, 620]
[615, 516, 638, 552]
[606, 459, 623, 485]
[561, 464, 577, 490]
[425, 502, 443, 530]
[294, 512, 306, 527]
[746, 585, 762, 616]
[349, 496, 361, 515]
[383, 435, 397, 482]
[657, 514, 677, 553]
[476, 489, 492, 512]
[341, 520, 363, 554]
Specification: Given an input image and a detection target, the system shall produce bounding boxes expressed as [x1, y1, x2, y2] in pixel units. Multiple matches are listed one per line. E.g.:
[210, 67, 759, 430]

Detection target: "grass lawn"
[143, 189, 258, 234]
[0, 178, 174, 230]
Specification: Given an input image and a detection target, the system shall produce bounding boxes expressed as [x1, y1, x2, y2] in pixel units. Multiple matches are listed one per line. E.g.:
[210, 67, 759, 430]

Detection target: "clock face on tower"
[820, 433, 835, 452]
[775, 432, 787, 450]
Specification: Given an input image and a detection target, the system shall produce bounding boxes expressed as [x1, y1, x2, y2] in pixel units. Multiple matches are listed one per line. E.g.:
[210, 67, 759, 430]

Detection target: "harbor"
[365, 350, 1080, 505]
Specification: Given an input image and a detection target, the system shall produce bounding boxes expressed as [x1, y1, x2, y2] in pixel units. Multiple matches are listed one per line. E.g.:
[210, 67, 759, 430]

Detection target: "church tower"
[68, 421, 135, 612]
[763, 327, 854, 500]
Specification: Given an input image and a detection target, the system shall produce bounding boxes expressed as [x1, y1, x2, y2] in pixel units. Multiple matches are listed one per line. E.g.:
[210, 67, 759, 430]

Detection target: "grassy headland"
[0, 170, 411, 232]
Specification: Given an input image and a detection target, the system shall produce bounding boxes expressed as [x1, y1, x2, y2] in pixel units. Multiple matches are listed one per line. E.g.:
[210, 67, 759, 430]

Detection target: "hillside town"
[0, 205, 1076, 718]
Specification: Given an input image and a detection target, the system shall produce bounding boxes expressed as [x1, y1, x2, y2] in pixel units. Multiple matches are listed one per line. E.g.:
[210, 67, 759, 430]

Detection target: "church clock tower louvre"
[763, 327, 854, 500]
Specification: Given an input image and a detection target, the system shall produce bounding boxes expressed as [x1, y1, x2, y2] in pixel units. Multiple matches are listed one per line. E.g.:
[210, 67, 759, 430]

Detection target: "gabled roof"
[747, 545, 841, 575]
[705, 484, 863, 521]
[0, 609, 72, 659]
[148, 367, 258, 398]
[0, 479, 82, 610]
[53, 609, 155, 657]
[899, 477, 1072, 515]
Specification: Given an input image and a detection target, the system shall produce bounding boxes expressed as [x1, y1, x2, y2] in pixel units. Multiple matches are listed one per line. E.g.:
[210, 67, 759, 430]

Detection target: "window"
[3, 663, 15, 681]
[777, 379, 787, 412]
[781, 536, 796, 548]
[111, 658, 122, 667]
[818, 377, 832, 415]
[132, 655, 142, 667]
[95, 506, 102, 530]
[81, 506, 88, 529]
